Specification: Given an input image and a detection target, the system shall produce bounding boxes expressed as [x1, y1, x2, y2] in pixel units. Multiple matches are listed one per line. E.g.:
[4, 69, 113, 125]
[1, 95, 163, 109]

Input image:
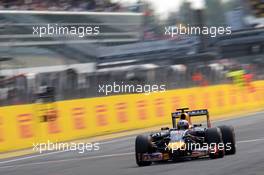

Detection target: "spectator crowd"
[0, 0, 142, 12]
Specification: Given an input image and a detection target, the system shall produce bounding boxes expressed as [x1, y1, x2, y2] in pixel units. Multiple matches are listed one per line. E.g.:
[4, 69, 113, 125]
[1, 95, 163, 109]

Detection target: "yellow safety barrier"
[0, 81, 264, 152]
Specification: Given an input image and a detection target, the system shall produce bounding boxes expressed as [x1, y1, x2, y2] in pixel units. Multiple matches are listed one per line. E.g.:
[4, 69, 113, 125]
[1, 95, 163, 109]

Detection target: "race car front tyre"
[135, 135, 152, 166]
[205, 127, 225, 159]
[218, 125, 236, 155]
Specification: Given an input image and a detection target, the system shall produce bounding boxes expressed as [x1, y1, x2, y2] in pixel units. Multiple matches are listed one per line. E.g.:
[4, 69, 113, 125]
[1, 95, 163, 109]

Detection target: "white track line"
[0, 137, 264, 169]
[0, 136, 136, 165]
[0, 152, 134, 169]
[100, 136, 135, 145]
[237, 138, 264, 143]
[0, 150, 70, 165]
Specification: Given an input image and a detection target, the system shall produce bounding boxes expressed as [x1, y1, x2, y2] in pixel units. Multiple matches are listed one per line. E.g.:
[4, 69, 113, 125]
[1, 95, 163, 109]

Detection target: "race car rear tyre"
[205, 127, 225, 159]
[218, 125, 236, 155]
[135, 135, 152, 166]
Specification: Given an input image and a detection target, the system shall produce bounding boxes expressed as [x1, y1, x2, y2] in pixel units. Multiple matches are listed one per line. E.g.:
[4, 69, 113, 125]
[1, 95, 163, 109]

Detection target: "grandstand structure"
[0, 1, 264, 106]
[0, 9, 145, 105]
[0, 10, 143, 63]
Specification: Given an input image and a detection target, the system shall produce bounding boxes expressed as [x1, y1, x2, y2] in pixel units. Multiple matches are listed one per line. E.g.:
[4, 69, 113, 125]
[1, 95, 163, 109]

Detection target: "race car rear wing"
[171, 109, 208, 118]
[171, 108, 211, 128]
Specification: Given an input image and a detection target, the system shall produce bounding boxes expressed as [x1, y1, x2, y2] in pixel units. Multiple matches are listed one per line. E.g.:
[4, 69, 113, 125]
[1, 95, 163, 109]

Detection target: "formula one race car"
[135, 108, 236, 166]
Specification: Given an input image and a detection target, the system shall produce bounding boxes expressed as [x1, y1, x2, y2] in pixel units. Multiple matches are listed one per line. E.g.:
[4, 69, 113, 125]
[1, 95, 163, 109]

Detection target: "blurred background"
[0, 0, 264, 106]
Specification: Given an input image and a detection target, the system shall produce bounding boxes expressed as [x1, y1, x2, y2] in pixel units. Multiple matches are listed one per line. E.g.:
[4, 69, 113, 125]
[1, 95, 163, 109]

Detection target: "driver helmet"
[180, 113, 189, 120]
[177, 119, 189, 130]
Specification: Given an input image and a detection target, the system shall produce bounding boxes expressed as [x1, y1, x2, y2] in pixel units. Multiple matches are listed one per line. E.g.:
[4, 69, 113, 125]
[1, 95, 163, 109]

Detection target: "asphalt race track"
[0, 112, 264, 175]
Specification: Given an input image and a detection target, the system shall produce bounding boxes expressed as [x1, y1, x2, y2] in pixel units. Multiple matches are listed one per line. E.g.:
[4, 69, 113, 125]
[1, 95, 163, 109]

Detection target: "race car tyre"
[135, 135, 152, 166]
[218, 125, 236, 155]
[205, 127, 225, 159]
